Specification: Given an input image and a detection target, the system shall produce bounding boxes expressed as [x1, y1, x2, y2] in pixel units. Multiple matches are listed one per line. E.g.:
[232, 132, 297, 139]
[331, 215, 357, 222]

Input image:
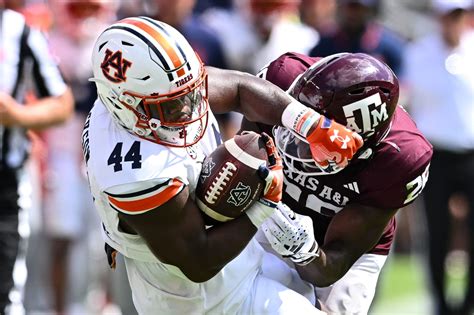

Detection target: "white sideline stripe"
[196, 198, 233, 222]
[224, 138, 266, 170]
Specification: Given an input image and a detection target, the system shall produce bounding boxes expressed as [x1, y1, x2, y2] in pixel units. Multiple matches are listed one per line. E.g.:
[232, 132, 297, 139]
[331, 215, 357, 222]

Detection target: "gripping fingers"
[258, 133, 283, 203]
[262, 206, 319, 264]
[274, 202, 296, 222]
[261, 220, 295, 257]
[260, 132, 282, 169]
[258, 164, 283, 203]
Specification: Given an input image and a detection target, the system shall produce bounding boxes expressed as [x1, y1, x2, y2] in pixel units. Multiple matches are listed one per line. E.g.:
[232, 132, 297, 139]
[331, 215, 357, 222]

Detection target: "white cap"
[432, 0, 473, 15]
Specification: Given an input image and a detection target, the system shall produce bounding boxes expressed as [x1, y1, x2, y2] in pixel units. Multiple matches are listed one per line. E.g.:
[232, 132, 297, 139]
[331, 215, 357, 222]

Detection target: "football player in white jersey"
[83, 16, 362, 314]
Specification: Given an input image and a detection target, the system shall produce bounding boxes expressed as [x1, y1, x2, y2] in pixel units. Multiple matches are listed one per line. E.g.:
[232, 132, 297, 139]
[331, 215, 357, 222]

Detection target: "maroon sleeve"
[260, 52, 319, 91]
[250, 52, 320, 135]
[249, 52, 320, 134]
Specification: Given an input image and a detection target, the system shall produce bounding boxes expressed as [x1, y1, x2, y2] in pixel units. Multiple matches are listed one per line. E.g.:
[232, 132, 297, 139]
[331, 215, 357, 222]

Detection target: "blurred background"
[2, 0, 474, 314]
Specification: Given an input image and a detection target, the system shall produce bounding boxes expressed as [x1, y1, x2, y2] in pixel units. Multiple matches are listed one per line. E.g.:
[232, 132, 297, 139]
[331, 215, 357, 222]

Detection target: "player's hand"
[245, 132, 283, 227]
[306, 116, 363, 173]
[257, 132, 283, 205]
[262, 203, 319, 266]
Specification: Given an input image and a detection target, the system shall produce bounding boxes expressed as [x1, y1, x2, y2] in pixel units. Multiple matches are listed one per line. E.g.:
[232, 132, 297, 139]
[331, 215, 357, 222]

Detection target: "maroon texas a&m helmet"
[274, 52, 399, 176]
[289, 52, 399, 148]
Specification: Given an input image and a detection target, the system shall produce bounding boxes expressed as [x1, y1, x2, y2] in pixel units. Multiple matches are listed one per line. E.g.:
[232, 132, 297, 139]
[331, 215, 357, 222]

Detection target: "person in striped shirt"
[0, 3, 73, 313]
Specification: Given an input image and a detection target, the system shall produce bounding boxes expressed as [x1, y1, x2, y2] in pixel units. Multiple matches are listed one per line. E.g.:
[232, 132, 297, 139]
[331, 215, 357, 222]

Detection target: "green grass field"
[370, 254, 431, 314]
[370, 252, 468, 315]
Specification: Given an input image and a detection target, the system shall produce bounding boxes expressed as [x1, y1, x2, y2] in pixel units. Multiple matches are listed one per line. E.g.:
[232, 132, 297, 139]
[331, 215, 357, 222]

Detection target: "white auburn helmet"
[91, 16, 209, 147]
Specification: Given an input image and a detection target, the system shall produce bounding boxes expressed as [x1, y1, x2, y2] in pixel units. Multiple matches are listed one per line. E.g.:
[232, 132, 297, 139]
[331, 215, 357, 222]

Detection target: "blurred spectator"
[202, 0, 318, 139]
[148, 0, 227, 69]
[299, 0, 337, 35]
[20, 2, 53, 32]
[116, 0, 147, 19]
[43, 1, 106, 313]
[147, 0, 236, 139]
[309, 0, 405, 75]
[379, 0, 435, 41]
[22, 1, 136, 314]
[194, 0, 232, 13]
[203, 0, 319, 74]
[402, 0, 474, 314]
[3, 0, 22, 10]
[0, 2, 74, 314]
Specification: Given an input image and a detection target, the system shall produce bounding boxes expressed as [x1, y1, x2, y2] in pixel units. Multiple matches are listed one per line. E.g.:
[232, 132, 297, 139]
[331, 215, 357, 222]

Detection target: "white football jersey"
[82, 100, 265, 313]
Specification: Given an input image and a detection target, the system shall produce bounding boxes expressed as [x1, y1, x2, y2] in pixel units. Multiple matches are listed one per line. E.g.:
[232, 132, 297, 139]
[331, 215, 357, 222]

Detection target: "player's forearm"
[207, 67, 291, 126]
[179, 216, 258, 282]
[232, 80, 325, 142]
[235, 75, 292, 126]
[298, 205, 398, 286]
[295, 247, 354, 287]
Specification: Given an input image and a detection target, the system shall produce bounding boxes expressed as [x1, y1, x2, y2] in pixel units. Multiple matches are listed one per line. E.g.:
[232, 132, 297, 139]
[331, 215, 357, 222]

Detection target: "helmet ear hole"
[379, 87, 391, 97]
[98, 41, 108, 52]
[349, 88, 366, 95]
[122, 41, 134, 47]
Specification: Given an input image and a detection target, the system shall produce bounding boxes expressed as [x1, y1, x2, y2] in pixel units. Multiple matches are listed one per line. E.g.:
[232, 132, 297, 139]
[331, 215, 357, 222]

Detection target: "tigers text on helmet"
[90, 17, 209, 147]
[275, 52, 399, 176]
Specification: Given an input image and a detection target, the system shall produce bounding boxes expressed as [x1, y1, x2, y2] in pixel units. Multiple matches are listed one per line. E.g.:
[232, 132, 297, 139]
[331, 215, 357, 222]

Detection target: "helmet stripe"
[107, 25, 175, 81]
[139, 17, 189, 67]
[120, 18, 186, 78]
[136, 17, 193, 73]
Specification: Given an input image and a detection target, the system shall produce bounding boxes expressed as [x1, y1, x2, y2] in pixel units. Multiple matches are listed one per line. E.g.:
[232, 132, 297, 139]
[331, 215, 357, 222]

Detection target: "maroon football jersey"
[254, 52, 433, 255]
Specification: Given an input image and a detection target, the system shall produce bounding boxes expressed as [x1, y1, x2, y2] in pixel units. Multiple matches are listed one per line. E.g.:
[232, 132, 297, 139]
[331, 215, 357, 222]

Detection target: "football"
[195, 132, 268, 225]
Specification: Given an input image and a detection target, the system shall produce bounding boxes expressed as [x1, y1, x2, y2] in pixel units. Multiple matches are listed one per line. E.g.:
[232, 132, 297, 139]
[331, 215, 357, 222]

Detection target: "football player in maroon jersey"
[242, 52, 433, 314]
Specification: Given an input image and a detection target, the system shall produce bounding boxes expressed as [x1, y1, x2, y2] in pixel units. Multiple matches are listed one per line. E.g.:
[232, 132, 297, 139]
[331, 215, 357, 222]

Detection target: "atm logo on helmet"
[101, 49, 132, 83]
[342, 93, 388, 137]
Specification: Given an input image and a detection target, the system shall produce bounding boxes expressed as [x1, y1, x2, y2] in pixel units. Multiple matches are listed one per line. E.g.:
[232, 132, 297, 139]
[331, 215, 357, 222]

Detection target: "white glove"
[262, 202, 319, 266]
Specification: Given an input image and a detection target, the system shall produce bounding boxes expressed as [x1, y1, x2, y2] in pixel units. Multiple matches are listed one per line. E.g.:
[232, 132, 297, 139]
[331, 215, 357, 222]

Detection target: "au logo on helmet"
[100, 49, 132, 83]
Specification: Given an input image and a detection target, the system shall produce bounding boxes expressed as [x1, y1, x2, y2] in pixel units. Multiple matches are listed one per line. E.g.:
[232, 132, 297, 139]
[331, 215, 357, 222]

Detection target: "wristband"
[282, 99, 321, 137]
[246, 200, 277, 227]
